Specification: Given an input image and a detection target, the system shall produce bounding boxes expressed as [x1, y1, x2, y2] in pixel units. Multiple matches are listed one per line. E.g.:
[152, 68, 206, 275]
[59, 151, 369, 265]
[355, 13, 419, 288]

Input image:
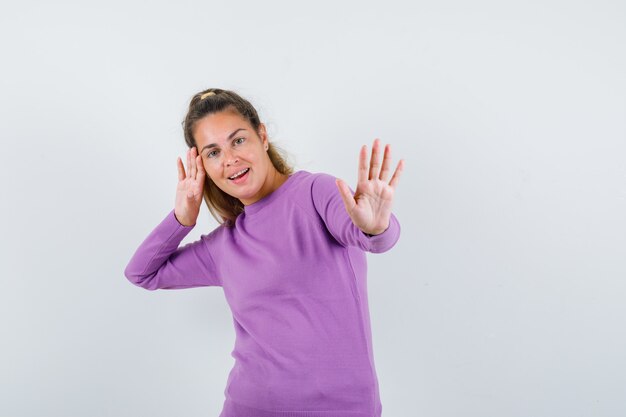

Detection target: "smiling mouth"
[228, 168, 250, 183]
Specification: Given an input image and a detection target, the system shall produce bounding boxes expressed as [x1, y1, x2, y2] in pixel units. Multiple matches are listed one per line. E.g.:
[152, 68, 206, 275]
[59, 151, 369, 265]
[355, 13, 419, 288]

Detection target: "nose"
[222, 147, 239, 166]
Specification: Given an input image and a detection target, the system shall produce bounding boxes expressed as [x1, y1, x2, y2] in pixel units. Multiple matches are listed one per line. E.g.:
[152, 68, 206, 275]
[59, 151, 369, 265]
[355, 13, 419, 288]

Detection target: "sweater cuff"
[171, 209, 196, 228]
[165, 208, 196, 238]
[360, 212, 401, 253]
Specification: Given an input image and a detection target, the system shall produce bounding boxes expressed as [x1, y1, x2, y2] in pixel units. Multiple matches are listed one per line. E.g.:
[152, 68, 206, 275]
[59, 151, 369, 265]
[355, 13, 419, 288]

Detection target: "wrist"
[174, 212, 195, 227]
[363, 223, 389, 237]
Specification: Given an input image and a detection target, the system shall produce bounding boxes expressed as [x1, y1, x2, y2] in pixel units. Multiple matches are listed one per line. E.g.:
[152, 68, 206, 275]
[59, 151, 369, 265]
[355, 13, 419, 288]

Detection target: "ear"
[258, 123, 269, 149]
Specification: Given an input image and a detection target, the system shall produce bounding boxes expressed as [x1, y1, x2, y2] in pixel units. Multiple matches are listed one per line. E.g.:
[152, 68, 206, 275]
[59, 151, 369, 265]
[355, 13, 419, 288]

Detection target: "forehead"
[193, 110, 251, 144]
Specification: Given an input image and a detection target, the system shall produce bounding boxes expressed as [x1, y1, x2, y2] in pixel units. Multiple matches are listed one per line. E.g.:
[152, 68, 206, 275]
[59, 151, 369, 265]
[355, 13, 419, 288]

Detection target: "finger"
[379, 143, 392, 182]
[195, 155, 205, 192]
[389, 159, 405, 190]
[195, 155, 205, 180]
[358, 144, 368, 184]
[368, 138, 381, 181]
[186, 149, 191, 178]
[177, 156, 186, 182]
[335, 178, 356, 214]
[190, 147, 197, 179]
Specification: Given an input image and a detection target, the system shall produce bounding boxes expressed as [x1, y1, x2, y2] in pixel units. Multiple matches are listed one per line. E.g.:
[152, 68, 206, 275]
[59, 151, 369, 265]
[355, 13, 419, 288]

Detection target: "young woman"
[124, 88, 404, 417]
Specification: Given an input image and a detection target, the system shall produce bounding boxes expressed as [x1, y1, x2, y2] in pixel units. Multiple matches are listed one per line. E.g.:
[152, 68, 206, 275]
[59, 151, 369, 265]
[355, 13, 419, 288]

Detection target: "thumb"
[335, 179, 356, 214]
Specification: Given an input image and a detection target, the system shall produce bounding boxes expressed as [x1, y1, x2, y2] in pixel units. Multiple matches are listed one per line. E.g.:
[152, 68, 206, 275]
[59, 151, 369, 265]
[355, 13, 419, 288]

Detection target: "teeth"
[229, 168, 249, 180]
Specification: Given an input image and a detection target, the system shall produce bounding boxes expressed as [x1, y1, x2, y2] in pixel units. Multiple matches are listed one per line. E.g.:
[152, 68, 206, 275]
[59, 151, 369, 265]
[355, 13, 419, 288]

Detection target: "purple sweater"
[124, 170, 401, 417]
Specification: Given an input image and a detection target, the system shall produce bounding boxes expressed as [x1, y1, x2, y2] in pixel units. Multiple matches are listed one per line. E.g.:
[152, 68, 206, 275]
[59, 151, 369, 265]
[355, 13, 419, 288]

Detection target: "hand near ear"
[335, 139, 404, 236]
[175, 147, 205, 227]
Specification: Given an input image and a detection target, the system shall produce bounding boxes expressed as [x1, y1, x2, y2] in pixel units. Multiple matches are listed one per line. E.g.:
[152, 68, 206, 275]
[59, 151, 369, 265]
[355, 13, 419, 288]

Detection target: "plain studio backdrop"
[1, 1, 624, 416]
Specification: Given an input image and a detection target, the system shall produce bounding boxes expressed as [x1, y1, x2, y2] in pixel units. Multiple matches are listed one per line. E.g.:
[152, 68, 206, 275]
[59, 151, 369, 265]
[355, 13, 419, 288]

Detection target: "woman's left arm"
[335, 138, 404, 236]
[312, 138, 404, 253]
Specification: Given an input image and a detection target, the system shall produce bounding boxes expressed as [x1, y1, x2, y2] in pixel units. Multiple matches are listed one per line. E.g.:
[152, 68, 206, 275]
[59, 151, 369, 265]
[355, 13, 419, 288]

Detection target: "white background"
[1, 1, 624, 416]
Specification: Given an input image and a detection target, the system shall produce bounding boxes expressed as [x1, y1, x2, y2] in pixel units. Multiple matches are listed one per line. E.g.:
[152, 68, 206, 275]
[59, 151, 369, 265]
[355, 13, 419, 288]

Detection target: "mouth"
[228, 167, 250, 184]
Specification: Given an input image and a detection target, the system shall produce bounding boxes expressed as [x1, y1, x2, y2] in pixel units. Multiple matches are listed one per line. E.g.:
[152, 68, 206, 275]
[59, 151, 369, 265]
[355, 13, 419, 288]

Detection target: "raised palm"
[335, 138, 404, 235]
[174, 146, 205, 226]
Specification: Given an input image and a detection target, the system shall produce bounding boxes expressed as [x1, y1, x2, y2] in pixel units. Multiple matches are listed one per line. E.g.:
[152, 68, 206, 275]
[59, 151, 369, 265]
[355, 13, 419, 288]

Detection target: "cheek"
[203, 163, 221, 179]
[233, 150, 258, 164]
[248, 151, 261, 162]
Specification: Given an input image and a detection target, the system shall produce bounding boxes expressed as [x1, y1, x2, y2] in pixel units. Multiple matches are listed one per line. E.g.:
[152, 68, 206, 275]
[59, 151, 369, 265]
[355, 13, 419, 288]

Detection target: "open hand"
[174, 146, 205, 227]
[335, 138, 404, 235]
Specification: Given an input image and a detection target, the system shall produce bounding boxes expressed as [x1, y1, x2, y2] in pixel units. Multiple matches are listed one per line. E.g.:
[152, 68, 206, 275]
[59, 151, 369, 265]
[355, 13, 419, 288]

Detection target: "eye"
[206, 137, 244, 158]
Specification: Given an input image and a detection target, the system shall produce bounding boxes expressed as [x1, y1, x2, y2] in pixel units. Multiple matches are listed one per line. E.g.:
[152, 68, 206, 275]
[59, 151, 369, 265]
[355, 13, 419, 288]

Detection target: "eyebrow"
[201, 128, 247, 153]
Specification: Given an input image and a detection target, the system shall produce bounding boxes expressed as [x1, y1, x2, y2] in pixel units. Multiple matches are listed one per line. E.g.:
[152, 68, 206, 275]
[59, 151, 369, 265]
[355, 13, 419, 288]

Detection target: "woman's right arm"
[124, 146, 221, 290]
[123, 208, 222, 290]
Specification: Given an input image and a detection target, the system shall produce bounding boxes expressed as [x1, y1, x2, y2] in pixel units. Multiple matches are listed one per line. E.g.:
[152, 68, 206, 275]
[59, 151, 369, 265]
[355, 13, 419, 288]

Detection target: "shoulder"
[284, 170, 342, 216]
[286, 170, 345, 208]
[292, 169, 338, 194]
[199, 222, 228, 245]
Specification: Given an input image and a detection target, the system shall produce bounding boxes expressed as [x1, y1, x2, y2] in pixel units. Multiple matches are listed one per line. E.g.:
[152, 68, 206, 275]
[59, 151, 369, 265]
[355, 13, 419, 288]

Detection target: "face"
[193, 110, 279, 205]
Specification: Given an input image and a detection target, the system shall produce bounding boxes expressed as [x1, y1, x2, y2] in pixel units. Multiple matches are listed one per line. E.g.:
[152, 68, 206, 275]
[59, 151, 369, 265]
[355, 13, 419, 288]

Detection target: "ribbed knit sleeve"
[311, 173, 401, 253]
[124, 209, 222, 290]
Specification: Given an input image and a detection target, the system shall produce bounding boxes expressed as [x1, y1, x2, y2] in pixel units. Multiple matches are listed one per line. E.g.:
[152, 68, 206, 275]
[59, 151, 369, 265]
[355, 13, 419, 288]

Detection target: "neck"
[240, 167, 288, 206]
[269, 167, 288, 192]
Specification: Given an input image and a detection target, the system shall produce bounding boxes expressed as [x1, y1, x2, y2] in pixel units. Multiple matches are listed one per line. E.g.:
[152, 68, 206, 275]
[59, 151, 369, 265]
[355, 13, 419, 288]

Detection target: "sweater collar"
[242, 170, 302, 216]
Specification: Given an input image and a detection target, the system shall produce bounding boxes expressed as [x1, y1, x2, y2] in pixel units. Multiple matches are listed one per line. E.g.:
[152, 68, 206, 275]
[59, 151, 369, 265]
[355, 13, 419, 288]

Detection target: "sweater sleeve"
[311, 173, 401, 253]
[124, 209, 222, 290]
